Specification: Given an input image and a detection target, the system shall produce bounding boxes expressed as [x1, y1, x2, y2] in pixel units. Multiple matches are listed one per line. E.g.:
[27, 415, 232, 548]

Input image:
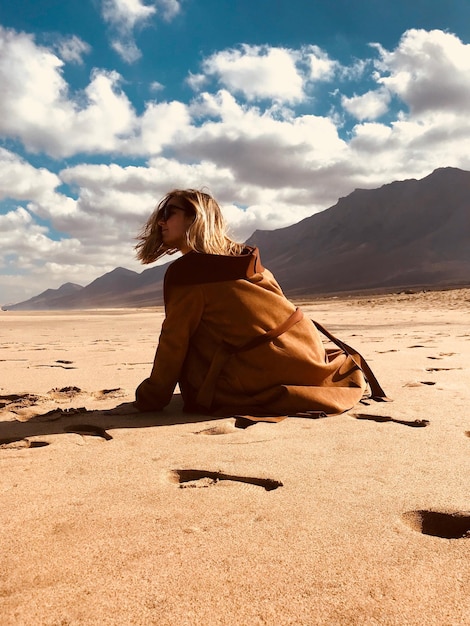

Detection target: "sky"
[1, 0, 470, 305]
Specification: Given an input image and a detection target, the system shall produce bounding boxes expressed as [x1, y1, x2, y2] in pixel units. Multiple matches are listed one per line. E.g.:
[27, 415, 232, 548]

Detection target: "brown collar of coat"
[164, 246, 265, 291]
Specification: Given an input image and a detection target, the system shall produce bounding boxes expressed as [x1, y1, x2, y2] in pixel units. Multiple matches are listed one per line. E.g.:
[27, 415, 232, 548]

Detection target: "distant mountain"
[247, 166, 470, 295]
[3, 167, 469, 310]
[2, 282, 83, 311]
[3, 265, 170, 311]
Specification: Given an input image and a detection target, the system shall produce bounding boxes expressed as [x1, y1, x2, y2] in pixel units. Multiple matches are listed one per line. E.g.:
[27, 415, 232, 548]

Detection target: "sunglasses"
[160, 203, 194, 222]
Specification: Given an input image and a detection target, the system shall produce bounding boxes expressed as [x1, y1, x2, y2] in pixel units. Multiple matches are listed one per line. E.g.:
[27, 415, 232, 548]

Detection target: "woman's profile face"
[158, 196, 194, 253]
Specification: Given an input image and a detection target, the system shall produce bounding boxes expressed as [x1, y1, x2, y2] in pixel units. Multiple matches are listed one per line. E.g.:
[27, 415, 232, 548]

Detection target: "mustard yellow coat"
[135, 247, 369, 416]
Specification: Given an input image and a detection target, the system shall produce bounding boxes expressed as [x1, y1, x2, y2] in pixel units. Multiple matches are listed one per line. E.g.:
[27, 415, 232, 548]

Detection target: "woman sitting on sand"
[134, 189, 386, 419]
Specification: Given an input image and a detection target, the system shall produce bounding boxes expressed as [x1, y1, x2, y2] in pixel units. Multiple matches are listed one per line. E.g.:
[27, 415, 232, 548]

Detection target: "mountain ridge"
[246, 166, 470, 295]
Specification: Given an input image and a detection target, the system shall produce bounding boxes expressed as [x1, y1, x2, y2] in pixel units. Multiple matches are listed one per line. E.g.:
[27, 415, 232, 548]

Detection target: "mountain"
[2, 282, 83, 311]
[3, 167, 469, 310]
[247, 166, 470, 295]
[3, 265, 170, 311]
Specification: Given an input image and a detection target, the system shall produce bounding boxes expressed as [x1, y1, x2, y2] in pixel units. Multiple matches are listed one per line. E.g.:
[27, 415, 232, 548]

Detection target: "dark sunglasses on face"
[160, 203, 191, 222]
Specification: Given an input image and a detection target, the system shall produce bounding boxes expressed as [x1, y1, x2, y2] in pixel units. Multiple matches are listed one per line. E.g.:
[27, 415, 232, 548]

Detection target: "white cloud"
[0, 206, 85, 302]
[129, 100, 191, 154]
[0, 27, 193, 157]
[54, 35, 91, 64]
[59, 160, 237, 225]
[186, 71, 208, 91]
[342, 28, 470, 180]
[149, 80, 164, 92]
[101, 0, 181, 62]
[183, 90, 347, 187]
[195, 44, 338, 103]
[0, 27, 68, 138]
[0, 148, 60, 201]
[0, 27, 138, 156]
[0, 151, 78, 231]
[54, 159, 321, 259]
[200, 45, 305, 103]
[339, 29, 470, 131]
[339, 58, 369, 81]
[102, 0, 156, 30]
[155, 0, 181, 20]
[221, 202, 313, 243]
[305, 45, 337, 80]
[342, 88, 391, 120]
[72, 70, 136, 150]
[373, 29, 470, 115]
[111, 38, 142, 63]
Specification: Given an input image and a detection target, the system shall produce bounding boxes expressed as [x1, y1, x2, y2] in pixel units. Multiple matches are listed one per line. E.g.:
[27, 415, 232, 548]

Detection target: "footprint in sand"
[0, 393, 41, 410]
[48, 386, 83, 400]
[402, 510, 470, 539]
[193, 420, 278, 447]
[13, 406, 90, 422]
[36, 360, 77, 370]
[63, 424, 113, 441]
[403, 381, 436, 387]
[169, 469, 283, 491]
[1, 388, 87, 422]
[92, 388, 125, 400]
[193, 417, 265, 434]
[0, 437, 49, 450]
[194, 422, 238, 435]
[353, 413, 429, 428]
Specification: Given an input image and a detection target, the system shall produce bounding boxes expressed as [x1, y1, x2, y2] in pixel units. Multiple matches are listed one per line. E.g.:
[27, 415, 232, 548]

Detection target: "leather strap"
[232, 320, 391, 424]
[312, 320, 390, 401]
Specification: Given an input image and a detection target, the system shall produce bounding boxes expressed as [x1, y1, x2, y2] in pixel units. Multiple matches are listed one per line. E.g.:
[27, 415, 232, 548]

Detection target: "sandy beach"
[1, 289, 469, 625]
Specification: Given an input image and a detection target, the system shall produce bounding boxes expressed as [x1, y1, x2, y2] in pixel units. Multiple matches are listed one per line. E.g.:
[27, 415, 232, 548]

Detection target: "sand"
[1, 289, 469, 625]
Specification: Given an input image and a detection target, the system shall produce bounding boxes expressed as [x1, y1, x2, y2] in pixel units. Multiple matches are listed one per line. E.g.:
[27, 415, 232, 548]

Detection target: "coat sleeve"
[134, 282, 204, 411]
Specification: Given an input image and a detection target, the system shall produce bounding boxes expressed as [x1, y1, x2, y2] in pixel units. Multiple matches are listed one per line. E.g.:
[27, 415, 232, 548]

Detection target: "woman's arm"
[135, 284, 204, 411]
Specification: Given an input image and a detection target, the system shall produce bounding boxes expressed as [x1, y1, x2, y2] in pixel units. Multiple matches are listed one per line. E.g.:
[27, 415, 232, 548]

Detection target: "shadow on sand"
[0, 395, 220, 444]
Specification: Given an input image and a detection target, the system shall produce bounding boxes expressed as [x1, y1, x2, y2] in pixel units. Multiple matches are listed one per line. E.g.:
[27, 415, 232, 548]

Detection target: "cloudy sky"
[1, 0, 469, 305]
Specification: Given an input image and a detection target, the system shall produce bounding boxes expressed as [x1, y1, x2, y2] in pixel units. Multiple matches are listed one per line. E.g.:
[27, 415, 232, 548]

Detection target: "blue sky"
[1, 0, 469, 305]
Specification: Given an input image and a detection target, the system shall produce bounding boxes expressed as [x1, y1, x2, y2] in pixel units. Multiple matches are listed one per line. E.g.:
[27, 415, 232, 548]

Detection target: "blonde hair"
[135, 189, 245, 264]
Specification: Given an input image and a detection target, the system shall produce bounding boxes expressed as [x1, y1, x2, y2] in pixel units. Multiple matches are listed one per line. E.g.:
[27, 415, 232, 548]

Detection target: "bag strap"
[233, 322, 391, 425]
[312, 320, 391, 402]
